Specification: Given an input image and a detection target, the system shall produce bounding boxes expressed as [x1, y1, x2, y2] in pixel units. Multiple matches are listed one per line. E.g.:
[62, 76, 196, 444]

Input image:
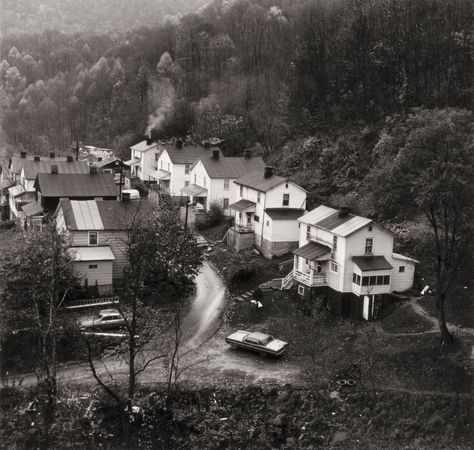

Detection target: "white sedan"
[225, 330, 288, 357]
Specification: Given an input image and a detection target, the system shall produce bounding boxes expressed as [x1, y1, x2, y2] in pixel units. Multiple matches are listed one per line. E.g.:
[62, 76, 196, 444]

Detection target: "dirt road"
[9, 262, 301, 388]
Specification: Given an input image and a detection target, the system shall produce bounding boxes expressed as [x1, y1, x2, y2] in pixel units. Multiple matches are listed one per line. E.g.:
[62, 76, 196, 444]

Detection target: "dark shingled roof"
[293, 242, 331, 261]
[315, 211, 354, 231]
[36, 173, 118, 198]
[352, 256, 393, 271]
[199, 156, 266, 179]
[9, 154, 76, 175]
[22, 160, 89, 179]
[265, 208, 305, 220]
[166, 146, 216, 165]
[60, 199, 154, 230]
[229, 199, 256, 212]
[234, 171, 287, 192]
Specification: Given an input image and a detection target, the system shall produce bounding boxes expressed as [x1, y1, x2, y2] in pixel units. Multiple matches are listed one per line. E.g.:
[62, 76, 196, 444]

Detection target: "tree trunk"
[436, 292, 453, 346]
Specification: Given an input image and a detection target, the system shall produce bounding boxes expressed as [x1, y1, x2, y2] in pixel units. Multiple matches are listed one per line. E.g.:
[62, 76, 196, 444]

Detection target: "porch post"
[294, 255, 298, 272]
[309, 265, 314, 285]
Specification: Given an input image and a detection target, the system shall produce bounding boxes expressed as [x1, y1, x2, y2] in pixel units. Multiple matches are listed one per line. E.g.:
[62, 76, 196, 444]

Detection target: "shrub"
[229, 249, 258, 285]
[208, 201, 225, 227]
[0, 220, 15, 230]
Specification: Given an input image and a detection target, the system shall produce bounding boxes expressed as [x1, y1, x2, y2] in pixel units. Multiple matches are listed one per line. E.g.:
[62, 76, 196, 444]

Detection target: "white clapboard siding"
[266, 219, 300, 242]
[390, 260, 416, 292]
[74, 261, 113, 286]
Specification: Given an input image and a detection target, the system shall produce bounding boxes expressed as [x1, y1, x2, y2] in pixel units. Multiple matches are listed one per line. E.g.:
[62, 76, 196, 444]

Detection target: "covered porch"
[229, 199, 256, 232]
[180, 183, 208, 210]
[154, 169, 171, 191]
[290, 241, 332, 287]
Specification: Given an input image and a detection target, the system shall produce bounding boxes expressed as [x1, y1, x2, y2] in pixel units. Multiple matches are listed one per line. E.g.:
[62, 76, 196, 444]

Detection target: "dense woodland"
[0, 0, 472, 208]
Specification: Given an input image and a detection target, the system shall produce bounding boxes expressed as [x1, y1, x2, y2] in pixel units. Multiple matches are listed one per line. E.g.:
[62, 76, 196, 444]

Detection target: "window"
[305, 258, 309, 266]
[203, 177, 206, 187]
[89, 231, 98, 246]
[194, 174, 197, 183]
[185, 164, 190, 174]
[362, 276, 369, 286]
[257, 192, 261, 203]
[383, 275, 390, 285]
[298, 285, 305, 296]
[160, 161, 163, 169]
[155, 153, 159, 161]
[333, 235, 338, 251]
[88, 264, 98, 269]
[352, 273, 361, 285]
[223, 198, 229, 209]
[368, 225, 373, 231]
[285, 182, 289, 188]
[365, 238, 373, 254]
[330, 262, 338, 273]
[224, 179, 229, 190]
[167, 163, 170, 171]
[240, 186, 243, 196]
[376, 275, 384, 285]
[283, 193, 290, 206]
[266, 221, 269, 226]
[399, 266, 405, 273]
[306, 225, 311, 240]
[369, 276, 377, 286]
[254, 215, 260, 222]
[184, 181, 190, 187]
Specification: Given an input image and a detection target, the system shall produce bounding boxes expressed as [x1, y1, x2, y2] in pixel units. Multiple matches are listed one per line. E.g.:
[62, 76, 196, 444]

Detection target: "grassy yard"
[419, 291, 474, 329]
[380, 300, 433, 334]
[224, 289, 473, 395]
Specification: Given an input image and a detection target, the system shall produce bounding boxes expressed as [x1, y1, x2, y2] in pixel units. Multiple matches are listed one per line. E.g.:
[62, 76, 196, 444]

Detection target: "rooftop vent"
[244, 149, 251, 159]
[66, 155, 73, 162]
[20, 152, 27, 159]
[49, 152, 55, 159]
[212, 149, 220, 160]
[51, 165, 58, 174]
[264, 166, 273, 178]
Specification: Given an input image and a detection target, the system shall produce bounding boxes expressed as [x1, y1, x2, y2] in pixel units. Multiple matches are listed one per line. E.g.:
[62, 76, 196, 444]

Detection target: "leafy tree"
[369, 108, 474, 345]
[0, 223, 79, 448]
[87, 202, 202, 440]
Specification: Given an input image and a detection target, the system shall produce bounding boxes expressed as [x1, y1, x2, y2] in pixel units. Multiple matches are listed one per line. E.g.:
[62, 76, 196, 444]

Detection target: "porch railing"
[232, 224, 254, 233]
[294, 270, 328, 287]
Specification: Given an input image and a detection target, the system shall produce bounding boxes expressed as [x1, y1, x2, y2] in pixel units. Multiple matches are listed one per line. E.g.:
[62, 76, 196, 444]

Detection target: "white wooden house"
[155, 142, 217, 196]
[125, 139, 164, 182]
[227, 167, 307, 258]
[56, 198, 153, 296]
[183, 150, 265, 215]
[282, 205, 419, 320]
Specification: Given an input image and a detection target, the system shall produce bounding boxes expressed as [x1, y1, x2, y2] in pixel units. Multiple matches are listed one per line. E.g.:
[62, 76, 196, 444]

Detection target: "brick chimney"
[244, 149, 251, 159]
[146, 137, 152, 146]
[176, 138, 183, 149]
[49, 152, 55, 159]
[20, 152, 27, 159]
[34, 156, 40, 162]
[67, 155, 73, 162]
[202, 140, 211, 148]
[121, 192, 130, 203]
[51, 165, 58, 174]
[212, 149, 220, 160]
[264, 166, 273, 178]
[90, 166, 98, 175]
[338, 206, 351, 218]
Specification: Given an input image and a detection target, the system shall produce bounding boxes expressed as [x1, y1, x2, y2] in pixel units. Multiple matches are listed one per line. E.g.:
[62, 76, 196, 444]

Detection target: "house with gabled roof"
[35, 170, 119, 212]
[227, 166, 307, 258]
[183, 149, 266, 214]
[155, 141, 217, 196]
[125, 139, 164, 182]
[282, 205, 419, 320]
[56, 198, 154, 296]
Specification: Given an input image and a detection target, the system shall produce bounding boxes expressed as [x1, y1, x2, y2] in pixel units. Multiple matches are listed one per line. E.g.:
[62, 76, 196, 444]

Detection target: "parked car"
[225, 330, 288, 357]
[77, 309, 128, 330]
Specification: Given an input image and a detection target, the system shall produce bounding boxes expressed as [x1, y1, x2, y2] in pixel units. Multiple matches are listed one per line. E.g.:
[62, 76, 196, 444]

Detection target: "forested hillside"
[0, 0, 471, 208]
[0, 0, 209, 34]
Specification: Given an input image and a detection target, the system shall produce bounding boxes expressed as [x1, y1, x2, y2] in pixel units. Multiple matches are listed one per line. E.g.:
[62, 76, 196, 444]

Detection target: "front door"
[246, 212, 252, 225]
[316, 262, 322, 273]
